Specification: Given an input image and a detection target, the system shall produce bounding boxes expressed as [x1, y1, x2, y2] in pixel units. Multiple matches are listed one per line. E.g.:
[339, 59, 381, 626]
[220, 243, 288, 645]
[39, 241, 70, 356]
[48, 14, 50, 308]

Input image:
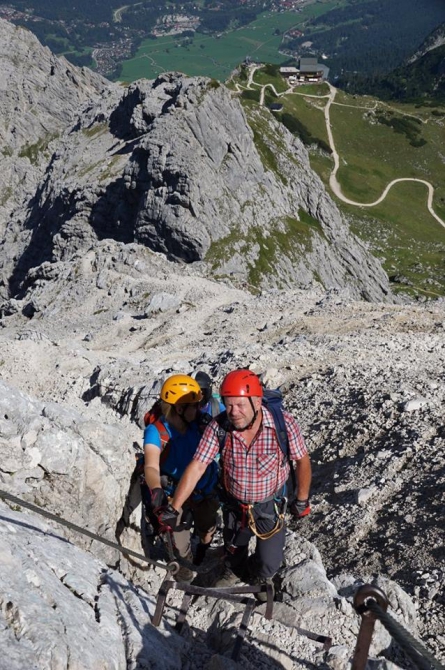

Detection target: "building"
[298, 57, 329, 82]
[280, 58, 329, 84]
[279, 66, 298, 77]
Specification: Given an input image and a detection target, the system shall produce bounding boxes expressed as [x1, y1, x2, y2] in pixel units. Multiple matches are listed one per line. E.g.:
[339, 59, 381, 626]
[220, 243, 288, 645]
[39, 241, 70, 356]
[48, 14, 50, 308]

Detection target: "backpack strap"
[152, 418, 171, 467]
[214, 407, 289, 459]
[197, 410, 213, 432]
[216, 407, 294, 500]
[264, 402, 290, 462]
[215, 411, 231, 453]
[210, 396, 221, 417]
[264, 402, 297, 500]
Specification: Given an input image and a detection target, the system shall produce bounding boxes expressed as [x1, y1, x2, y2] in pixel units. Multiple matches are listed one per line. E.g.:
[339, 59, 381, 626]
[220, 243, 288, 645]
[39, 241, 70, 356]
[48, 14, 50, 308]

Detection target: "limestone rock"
[0, 506, 185, 670]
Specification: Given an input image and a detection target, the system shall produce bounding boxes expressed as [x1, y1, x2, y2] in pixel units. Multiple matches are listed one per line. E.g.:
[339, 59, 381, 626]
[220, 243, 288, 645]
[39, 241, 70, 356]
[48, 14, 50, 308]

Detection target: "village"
[0, 0, 317, 77]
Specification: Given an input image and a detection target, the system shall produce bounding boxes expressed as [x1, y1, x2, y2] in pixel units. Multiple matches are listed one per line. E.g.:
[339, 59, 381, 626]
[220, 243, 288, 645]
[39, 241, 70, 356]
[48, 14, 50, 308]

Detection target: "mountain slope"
[0, 19, 111, 230]
[0, 19, 444, 670]
[337, 22, 445, 102]
[0, 18, 393, 303]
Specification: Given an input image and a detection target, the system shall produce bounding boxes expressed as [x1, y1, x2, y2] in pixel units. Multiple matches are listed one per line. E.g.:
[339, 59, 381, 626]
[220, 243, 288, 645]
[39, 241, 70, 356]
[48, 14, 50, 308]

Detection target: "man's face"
[224, 396, 261, 430]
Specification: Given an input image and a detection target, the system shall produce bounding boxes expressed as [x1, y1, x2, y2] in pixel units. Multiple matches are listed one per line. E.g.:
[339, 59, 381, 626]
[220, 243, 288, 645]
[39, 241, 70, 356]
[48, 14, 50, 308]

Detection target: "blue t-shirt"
[144, 418, 218, 498]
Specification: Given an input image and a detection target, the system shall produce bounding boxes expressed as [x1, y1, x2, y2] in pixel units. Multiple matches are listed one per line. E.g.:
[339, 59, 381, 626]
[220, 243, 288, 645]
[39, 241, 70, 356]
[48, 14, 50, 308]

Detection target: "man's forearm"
[295, 453, 312, 500]
[171, 459, 207, 511]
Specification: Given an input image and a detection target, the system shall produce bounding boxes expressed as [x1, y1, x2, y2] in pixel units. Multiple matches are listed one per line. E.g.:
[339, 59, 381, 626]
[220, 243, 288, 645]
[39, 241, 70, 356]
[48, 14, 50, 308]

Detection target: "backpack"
[217, 387, 297, 500]
[143, 399, 170, 461]
[262, 388, 290, 463]
[134, 400, 172, 509]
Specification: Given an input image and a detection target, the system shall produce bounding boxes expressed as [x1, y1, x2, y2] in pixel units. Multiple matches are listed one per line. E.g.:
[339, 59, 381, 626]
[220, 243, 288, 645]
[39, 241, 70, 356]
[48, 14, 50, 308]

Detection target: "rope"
[0, 488, 175, 573]
[367, 600, 445, 670]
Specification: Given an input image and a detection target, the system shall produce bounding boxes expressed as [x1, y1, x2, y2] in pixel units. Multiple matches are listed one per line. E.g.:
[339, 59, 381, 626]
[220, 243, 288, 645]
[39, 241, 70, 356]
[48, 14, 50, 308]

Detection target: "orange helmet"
[160, 374, 203, 405]
[220, 369, 263, 398]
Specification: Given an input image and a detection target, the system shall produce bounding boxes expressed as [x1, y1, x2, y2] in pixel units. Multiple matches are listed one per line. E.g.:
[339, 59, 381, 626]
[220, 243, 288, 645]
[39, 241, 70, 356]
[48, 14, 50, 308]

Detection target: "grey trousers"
[222, 498, 286, 578]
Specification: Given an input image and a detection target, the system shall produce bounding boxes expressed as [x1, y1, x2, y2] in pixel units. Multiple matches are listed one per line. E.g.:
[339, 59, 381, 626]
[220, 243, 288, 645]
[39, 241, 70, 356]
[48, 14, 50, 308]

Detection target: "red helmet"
[220, 369, 263, 398]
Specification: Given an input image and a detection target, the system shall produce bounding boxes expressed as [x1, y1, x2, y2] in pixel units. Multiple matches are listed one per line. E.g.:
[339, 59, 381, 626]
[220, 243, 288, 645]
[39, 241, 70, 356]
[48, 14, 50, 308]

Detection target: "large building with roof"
[280, 57, 329, 84]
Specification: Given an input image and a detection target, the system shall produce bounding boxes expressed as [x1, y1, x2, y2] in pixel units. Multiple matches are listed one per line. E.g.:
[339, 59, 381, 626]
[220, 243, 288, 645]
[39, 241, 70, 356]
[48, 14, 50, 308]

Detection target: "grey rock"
[0, 379, 136, 564]
[357, 487, 376, 505]
[403, 397, 429, 412]
[146, 292, 181, 314]
[0, 19, 443, 670]
[0, 507, 185, 670]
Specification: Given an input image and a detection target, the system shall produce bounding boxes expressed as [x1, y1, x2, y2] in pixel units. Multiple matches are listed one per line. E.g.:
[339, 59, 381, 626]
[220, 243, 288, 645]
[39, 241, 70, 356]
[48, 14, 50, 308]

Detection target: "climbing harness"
[223, 493, 287, 542]
[246, 496, 287, 540]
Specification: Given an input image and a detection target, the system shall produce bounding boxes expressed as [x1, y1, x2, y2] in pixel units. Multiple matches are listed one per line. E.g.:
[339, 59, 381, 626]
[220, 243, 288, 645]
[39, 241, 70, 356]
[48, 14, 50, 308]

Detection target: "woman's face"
[178, 402, 199, 422]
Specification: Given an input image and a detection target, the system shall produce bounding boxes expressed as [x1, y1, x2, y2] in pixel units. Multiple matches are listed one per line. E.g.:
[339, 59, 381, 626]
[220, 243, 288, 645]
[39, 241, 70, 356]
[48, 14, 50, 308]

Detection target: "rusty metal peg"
[354, 584, 389, 613]
[352, 584, 389, 670]
[151, 579, 175, 627]
[166, 560, 180, 576]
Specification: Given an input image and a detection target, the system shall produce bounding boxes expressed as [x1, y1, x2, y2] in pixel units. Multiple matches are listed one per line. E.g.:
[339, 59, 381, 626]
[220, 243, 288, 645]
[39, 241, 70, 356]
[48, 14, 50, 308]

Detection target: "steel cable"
[367, 600, 445, 670]
[0, 488, 177, 572]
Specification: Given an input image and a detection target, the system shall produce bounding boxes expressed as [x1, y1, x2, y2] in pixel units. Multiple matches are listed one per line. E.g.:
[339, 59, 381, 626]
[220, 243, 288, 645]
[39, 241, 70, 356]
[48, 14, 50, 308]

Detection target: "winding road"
[242, 66, 445, 230]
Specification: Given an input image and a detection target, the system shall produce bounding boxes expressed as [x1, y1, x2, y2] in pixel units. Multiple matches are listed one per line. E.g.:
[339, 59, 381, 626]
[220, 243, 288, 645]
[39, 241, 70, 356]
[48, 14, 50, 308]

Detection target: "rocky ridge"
[0, 19, 110, 233]
[0, 17, 392, 302]
[408, 21, 445, 62]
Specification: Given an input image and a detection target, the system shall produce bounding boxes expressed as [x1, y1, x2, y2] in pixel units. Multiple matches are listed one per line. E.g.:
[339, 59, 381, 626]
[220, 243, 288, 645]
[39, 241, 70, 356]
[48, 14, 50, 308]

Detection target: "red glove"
[290, 498, 311, 519]
[149, 487, 168, 510]
[155, 503, 179, 532]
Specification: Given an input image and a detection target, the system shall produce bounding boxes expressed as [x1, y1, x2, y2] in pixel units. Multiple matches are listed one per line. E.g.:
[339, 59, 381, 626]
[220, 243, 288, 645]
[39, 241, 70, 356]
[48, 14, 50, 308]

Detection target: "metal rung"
[152, 578, 274, 661]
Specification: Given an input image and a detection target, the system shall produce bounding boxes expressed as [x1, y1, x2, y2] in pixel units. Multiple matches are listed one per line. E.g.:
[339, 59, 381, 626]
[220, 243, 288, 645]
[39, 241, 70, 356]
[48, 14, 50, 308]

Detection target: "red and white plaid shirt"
[193, 407, 308, 503]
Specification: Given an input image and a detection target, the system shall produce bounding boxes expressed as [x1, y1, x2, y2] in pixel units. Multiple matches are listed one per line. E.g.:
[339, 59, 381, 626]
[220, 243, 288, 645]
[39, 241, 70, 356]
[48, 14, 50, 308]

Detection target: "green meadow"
[237, 68, 445, 296]
[118, 3, 341, 82]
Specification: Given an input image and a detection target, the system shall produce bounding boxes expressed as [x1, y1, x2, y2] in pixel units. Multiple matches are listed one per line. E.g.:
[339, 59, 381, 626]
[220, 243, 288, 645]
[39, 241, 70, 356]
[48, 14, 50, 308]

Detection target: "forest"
[4, 0, 445, 84]
[285, 0, 445, 79]
[4, 0, 270, 70]
[337, 42, 445, 104]
[4, 0, 121, 23]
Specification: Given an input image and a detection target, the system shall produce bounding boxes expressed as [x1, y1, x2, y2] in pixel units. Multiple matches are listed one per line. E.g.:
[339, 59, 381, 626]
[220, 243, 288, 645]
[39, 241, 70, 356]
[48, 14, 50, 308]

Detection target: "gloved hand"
[150, 487, 168, 510]
[290, 498, 311, 519]
[155, 503, 179, 532]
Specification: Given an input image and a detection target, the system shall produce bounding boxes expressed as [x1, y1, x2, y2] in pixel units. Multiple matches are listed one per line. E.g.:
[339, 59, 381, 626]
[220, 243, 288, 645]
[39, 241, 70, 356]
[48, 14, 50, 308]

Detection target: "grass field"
[118, 2, 342, 82]
[236, 67, 445, 296]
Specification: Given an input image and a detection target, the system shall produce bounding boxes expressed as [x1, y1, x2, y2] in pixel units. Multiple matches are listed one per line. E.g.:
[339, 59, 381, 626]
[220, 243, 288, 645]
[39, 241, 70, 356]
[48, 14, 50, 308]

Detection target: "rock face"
[0, 506, 186, 670]
[0, 19, 110, 232]
[0, 379, 137, 563]
[408, 21, 445, 62]
[0, 18, 393, 302]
